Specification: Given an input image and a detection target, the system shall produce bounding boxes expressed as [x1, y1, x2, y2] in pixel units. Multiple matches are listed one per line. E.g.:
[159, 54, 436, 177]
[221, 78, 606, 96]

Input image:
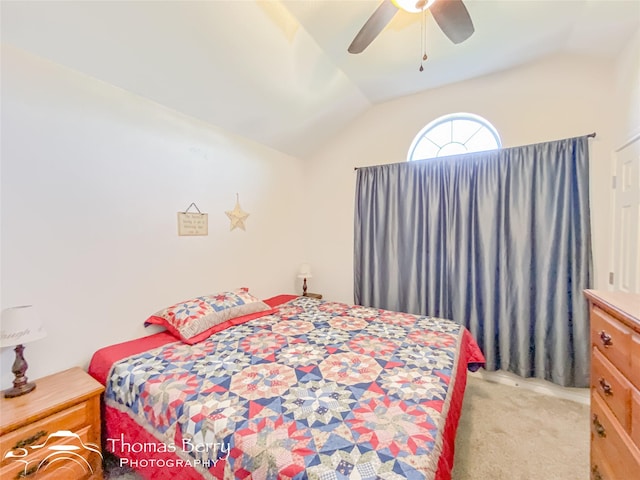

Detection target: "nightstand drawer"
[0, 424, 96, 480]
[0, 401, 90, 465]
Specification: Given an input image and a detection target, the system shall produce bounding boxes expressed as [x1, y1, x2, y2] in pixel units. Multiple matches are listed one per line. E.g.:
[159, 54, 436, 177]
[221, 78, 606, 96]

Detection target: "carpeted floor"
[452, 375, 589, 480]
[104, 375, 590, 479]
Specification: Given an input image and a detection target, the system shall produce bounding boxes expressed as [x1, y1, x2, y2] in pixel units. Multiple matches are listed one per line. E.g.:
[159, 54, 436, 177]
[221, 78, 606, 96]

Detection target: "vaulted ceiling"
[2, 0, 638, 157]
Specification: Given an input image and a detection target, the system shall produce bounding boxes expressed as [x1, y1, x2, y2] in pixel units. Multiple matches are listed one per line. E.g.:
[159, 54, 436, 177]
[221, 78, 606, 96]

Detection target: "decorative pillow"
[145, 288, 274, 344]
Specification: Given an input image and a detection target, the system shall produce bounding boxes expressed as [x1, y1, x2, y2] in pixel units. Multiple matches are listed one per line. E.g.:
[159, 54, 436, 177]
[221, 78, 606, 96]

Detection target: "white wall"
[614, 31, 640, 147]
[2, 42, 634, 388]
[305, 53, 617, 303]
[610, 31, 640, 293]
[0, 46, 306, 389]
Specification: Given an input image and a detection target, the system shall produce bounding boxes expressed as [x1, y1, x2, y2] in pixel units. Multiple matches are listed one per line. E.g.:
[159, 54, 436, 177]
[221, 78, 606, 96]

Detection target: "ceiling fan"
[348, 0, 474, 54]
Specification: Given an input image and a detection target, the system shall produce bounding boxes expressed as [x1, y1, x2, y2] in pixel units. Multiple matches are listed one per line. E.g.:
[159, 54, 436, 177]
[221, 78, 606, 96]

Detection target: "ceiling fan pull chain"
[419, 7, 424, 71]
[419, 8, 428, 71]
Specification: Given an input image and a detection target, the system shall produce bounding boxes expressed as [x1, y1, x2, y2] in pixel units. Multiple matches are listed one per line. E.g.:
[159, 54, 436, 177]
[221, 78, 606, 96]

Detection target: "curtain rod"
[354, 132, 597, 171]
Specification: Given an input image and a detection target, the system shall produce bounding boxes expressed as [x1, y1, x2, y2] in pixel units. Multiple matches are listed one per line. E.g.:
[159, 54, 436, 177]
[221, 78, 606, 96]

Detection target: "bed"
[89, 292, 485, 480]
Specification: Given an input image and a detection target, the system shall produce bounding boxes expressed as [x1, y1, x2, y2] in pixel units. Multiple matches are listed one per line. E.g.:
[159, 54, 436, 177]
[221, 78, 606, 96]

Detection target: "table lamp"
[0, 305, 47, 398]
[297, 263, 313, 296]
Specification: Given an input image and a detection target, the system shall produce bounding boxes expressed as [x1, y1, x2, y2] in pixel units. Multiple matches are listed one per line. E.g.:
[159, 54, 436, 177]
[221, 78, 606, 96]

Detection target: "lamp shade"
[297, 263, 313, 279]
[0, 306, 47, 348]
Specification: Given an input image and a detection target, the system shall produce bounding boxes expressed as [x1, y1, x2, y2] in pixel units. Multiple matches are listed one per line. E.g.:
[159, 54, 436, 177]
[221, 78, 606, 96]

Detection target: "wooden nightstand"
[303, 292, 323, 300]
[0, 367, 104, 479]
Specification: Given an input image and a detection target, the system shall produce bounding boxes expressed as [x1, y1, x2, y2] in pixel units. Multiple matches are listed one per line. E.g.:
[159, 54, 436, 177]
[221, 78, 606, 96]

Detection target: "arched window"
[407, 113, 501, 161]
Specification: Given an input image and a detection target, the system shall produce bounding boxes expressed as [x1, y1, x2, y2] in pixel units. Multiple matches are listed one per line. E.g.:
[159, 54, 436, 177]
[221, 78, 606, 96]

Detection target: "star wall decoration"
[225, 193, 249, 231]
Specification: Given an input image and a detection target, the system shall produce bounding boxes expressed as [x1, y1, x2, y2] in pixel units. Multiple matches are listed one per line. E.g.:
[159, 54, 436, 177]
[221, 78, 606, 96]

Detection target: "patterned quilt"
[104, 297, 471, 479]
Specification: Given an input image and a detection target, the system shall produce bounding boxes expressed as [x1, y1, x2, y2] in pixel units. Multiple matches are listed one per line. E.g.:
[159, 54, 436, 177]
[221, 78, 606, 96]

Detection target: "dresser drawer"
[632, 387, 640, 449]
[591, 306, 632, 376]
[591, 442, 618, 480]
[591, 393, 640, 478]
[631, 334, 640, 391]
[0, 401, 91, 467]
[0, 424, 97, 480]
[592, 347, 631, 431]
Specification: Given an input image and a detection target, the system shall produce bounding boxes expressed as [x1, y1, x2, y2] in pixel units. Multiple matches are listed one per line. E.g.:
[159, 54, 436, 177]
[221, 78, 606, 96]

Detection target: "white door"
[613, 136, 640, 293]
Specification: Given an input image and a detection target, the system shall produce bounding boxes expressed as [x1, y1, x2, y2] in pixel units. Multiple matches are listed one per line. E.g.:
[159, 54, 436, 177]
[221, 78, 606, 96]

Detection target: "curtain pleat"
[354, 136, 592, 387]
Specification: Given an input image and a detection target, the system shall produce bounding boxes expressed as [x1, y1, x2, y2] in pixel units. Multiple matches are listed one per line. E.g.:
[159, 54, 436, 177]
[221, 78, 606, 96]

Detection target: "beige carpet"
[453, 375, 590, 480]
[105, 375, 590, 479]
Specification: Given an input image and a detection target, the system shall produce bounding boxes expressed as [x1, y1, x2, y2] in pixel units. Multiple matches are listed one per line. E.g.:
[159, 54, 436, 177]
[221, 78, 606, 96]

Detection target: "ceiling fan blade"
[348, 0, 399, 54]
[430, 0, 474, 44]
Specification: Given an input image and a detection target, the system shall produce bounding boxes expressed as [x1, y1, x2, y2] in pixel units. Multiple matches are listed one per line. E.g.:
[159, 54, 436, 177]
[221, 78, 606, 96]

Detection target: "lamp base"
[4, 344, 37, 398]
[4, 382, 36, 398]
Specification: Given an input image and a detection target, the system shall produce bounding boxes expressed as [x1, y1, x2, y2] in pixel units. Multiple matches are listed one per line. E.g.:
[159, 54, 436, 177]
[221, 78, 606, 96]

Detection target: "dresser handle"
[15, 459, 48, 479]
[12, 430, 47, 450]
[591, 465, 603, 480]
[592, 414, 606, 438]
[599, 378, 613, 396]
[599, 331, 613, 347]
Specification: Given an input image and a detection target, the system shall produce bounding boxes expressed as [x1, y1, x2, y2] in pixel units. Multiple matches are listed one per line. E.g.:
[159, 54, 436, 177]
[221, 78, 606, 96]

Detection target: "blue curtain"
[354, 136, 592, 387]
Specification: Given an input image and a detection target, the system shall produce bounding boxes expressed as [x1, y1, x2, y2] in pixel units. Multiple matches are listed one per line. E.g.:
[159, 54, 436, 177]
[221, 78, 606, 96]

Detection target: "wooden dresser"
[0, 367, 104, 480]
[585, 290, 640, 480]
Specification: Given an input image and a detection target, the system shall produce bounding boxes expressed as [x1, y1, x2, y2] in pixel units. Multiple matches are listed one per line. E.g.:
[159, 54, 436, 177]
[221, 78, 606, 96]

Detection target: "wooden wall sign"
[178, 203, 208, 236]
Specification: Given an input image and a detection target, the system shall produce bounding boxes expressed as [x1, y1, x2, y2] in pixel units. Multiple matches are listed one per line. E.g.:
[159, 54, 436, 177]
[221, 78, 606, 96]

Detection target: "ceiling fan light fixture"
[392, 0, 436, 14]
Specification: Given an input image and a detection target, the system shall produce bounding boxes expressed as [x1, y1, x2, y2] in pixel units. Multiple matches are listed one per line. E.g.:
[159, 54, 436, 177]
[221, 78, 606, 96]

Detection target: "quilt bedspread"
[104, 297, 475, 479]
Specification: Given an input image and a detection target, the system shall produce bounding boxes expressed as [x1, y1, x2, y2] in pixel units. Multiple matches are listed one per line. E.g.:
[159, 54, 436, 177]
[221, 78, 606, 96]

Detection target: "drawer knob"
[599, 331, 613, 347]
[592, 414, 606, 438]
[598, 378, 613, 396]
